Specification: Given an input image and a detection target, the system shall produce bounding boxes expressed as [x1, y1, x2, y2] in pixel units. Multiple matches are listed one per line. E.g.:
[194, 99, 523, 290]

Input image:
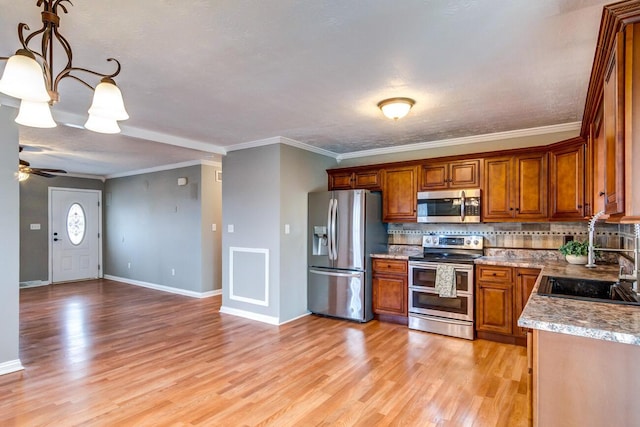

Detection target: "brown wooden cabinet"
[514, 268, 540, 336]
[372, 258, 408, 321]
[549, 139, 586, 220]
[382, 166, 417, 222]
[483, 153, 548, 221]
[419, 159, 480, 191]
[603, 31, 626, 216]
[328, 168, 381, 191]
[476, 266, 513, 336]
[476, 265, 540, 344]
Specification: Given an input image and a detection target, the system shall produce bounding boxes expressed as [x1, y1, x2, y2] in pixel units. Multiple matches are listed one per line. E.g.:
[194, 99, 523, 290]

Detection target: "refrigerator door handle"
[309, 269, 362, 278]
[327, 198, 334, 260]
[331, 198, 338, 260]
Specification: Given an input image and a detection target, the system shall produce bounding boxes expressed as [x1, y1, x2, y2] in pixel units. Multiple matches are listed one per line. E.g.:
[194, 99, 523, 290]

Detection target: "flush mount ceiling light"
[377, 97, 415, 120]
[0, 0, 128, 133]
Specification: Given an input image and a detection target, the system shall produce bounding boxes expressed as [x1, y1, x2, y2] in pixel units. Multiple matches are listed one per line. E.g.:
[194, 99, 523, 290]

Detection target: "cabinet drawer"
[372, 259, 407, 275]
[477, 265, 512, 282]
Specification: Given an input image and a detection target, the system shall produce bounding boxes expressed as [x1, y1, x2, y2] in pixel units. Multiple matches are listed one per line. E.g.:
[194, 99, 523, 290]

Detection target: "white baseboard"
[219, 305, 280, 325]
[218, 306, 311, 325]
[104, 275, 221, 298]
[0, 359, 24, 376]
[19, 280, 50, 288]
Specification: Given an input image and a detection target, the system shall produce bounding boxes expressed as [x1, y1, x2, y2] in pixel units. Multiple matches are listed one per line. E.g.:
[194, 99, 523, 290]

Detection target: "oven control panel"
[422, 234, 483, 250]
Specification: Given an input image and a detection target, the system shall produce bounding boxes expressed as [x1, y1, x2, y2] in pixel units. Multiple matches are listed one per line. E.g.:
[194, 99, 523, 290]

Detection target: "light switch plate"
[30, 223, 41, 230]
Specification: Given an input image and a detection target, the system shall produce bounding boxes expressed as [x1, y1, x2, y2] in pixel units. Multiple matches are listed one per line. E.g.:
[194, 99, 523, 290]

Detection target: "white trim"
[229, 247, 270, 306]
[104, 275, 221, 298]
[226, 136, 338, 158]
[219, 305, 280, 325]
[106, 159, 222, 179]
[0, 359, 24, 376]
[336, 122, 581, 161]
[19, 280, 51, 288]
[45, 172, 106, 181]
[48, 188, 103, 284]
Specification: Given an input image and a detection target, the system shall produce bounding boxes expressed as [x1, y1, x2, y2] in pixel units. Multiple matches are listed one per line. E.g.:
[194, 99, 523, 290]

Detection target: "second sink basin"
[537, 276, 640, 306]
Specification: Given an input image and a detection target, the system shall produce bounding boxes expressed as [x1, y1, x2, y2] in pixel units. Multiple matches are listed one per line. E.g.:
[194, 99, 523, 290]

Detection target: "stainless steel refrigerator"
[307, 189, 386, 322]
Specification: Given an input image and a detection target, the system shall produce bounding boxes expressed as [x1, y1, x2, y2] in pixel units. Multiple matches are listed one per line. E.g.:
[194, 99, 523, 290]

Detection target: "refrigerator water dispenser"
[312, 226, 328, 255]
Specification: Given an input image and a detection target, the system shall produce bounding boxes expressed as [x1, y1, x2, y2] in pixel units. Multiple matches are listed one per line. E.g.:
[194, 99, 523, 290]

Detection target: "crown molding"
[106, 159, 221, 179]
[336, 122, 581, 161]
[225, 136, 339, 158]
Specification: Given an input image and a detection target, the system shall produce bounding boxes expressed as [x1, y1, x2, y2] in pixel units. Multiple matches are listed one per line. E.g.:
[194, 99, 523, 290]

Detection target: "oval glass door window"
[67, 203, 86, 245]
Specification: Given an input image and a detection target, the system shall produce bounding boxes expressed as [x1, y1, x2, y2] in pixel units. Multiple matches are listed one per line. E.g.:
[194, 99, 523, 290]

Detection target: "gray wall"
[201, 164, 222, 291]
[104, 164, 222, 293]
[222, 142, 336, 323]
[0, 108, 20, 368]
[19, 175, 104, 283]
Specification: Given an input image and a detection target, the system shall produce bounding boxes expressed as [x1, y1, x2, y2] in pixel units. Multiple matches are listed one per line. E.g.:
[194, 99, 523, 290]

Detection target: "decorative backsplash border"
[387, 222, 624, 250]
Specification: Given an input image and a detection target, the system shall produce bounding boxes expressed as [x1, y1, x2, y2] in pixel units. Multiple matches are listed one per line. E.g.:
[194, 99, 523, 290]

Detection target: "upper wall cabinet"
[382, 166, 417, 222]
[581, 3, 640, 222]
[549, 138, 586, 221]
[603, 31, 626, 216]
[483, 152, 548, 221]
[418, 159, 481, 191]
[328, 168, 381, 191]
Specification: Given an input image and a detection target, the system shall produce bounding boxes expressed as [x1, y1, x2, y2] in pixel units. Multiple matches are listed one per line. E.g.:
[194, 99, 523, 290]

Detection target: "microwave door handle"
[460, 190, 466, 222]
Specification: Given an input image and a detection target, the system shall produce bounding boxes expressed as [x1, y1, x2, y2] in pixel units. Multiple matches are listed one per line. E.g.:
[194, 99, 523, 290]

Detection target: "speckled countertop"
[370, 246, 422, 260]
[477, 256, 640, 346]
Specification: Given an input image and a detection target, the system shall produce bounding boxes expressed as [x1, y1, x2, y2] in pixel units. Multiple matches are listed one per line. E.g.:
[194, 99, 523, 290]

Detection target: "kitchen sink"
[537, 276, 640, 306]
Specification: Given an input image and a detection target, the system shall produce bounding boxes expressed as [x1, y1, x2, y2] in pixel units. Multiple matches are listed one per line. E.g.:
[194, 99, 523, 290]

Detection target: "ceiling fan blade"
[33, 168, 67, 174]
[30, 171, 56, 178]
[19, 159, 30, 167]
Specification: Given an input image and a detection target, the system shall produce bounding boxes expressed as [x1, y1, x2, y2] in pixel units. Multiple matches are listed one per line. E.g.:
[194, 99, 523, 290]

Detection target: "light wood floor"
[1, 279, 530, 426]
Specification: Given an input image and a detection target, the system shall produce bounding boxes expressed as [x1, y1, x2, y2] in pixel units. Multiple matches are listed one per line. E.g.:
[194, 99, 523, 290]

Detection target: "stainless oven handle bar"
[409, 314, 472, 326]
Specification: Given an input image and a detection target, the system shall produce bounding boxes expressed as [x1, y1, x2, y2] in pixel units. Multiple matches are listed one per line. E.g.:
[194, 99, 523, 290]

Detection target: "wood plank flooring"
[1, 279, 530, 426]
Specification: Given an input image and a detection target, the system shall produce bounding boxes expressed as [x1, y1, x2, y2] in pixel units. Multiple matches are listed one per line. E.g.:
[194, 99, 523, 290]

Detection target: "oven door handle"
[460, 190, 466, 222]
[411, 314, 471, 327]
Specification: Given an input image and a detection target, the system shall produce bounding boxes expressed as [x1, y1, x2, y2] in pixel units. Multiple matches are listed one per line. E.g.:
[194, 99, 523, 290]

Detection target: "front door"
[50, 188, 102, 283]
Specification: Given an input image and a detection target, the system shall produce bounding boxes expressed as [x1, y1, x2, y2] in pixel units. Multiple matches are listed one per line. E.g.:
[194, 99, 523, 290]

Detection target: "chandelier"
[0, 0, 128, 134]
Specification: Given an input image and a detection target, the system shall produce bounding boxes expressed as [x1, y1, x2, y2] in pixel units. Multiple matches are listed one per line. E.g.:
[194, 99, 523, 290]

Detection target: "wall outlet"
[284, 224, 290, 234]
[127, 262, 131, 269]
[228, 224, 234, 233]
[212, 223, 217, 232]
[171, 268, 175, 276]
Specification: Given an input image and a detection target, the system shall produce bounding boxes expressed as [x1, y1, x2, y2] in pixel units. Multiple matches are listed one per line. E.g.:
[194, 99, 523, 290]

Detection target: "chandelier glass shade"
[15, 100, 57, 128]
[0, 0, 128, 133]
[377, 97, 415, 120]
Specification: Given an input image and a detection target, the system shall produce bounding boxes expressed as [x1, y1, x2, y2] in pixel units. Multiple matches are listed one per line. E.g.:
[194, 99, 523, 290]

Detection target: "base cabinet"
[372, 259, 408, 322]
[476, 265, 540, 344]
[532, 330, 640, 427]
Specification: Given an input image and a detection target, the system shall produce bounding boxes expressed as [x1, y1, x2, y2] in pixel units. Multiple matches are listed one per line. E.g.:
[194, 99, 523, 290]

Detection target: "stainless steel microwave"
[417, 189, 481, 223]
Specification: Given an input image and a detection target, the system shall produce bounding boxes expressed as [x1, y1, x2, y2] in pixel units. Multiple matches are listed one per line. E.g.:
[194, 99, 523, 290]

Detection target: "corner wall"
[221, 142, 336, 324]
[0, 108, 22, 374]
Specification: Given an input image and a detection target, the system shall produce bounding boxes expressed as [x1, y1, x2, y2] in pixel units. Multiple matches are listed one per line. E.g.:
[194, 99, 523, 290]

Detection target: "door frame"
[48, 187, 103, 283]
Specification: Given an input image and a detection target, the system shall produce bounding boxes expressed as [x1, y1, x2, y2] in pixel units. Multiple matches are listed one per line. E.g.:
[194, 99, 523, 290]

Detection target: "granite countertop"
[370, 247, 422, 260]
[477, 256, 640, 346]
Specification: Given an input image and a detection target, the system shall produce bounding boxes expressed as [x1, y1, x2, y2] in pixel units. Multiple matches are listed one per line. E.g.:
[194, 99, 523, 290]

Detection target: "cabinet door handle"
[577, 205, 582, 209]
[599, 191, 605, 197]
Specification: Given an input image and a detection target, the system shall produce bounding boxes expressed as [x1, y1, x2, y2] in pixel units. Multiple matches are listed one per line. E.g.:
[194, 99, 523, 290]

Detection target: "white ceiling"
[0, 0, 610, 177]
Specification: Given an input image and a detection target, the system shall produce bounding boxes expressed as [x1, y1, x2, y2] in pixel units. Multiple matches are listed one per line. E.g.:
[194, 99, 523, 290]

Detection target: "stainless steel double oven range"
[408, 235, 483, 340]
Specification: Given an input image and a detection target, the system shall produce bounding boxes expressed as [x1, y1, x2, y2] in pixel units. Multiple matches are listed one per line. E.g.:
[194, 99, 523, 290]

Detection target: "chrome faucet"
[586, 211, 640, 293]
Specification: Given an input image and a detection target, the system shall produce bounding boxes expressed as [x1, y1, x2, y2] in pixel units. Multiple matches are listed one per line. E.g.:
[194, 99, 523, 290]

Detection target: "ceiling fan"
[18, 146, 67, 181]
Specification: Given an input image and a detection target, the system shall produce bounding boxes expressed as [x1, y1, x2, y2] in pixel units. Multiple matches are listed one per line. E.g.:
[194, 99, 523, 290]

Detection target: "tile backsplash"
[387, 221, 624, 251]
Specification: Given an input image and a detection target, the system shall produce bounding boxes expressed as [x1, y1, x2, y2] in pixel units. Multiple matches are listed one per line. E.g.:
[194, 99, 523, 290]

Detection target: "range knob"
[465, 239, 471, 245]
[473, 239, 479, 246]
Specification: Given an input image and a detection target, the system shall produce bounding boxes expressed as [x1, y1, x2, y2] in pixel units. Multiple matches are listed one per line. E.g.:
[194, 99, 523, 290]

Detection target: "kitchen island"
[479, 256, 640, 427]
